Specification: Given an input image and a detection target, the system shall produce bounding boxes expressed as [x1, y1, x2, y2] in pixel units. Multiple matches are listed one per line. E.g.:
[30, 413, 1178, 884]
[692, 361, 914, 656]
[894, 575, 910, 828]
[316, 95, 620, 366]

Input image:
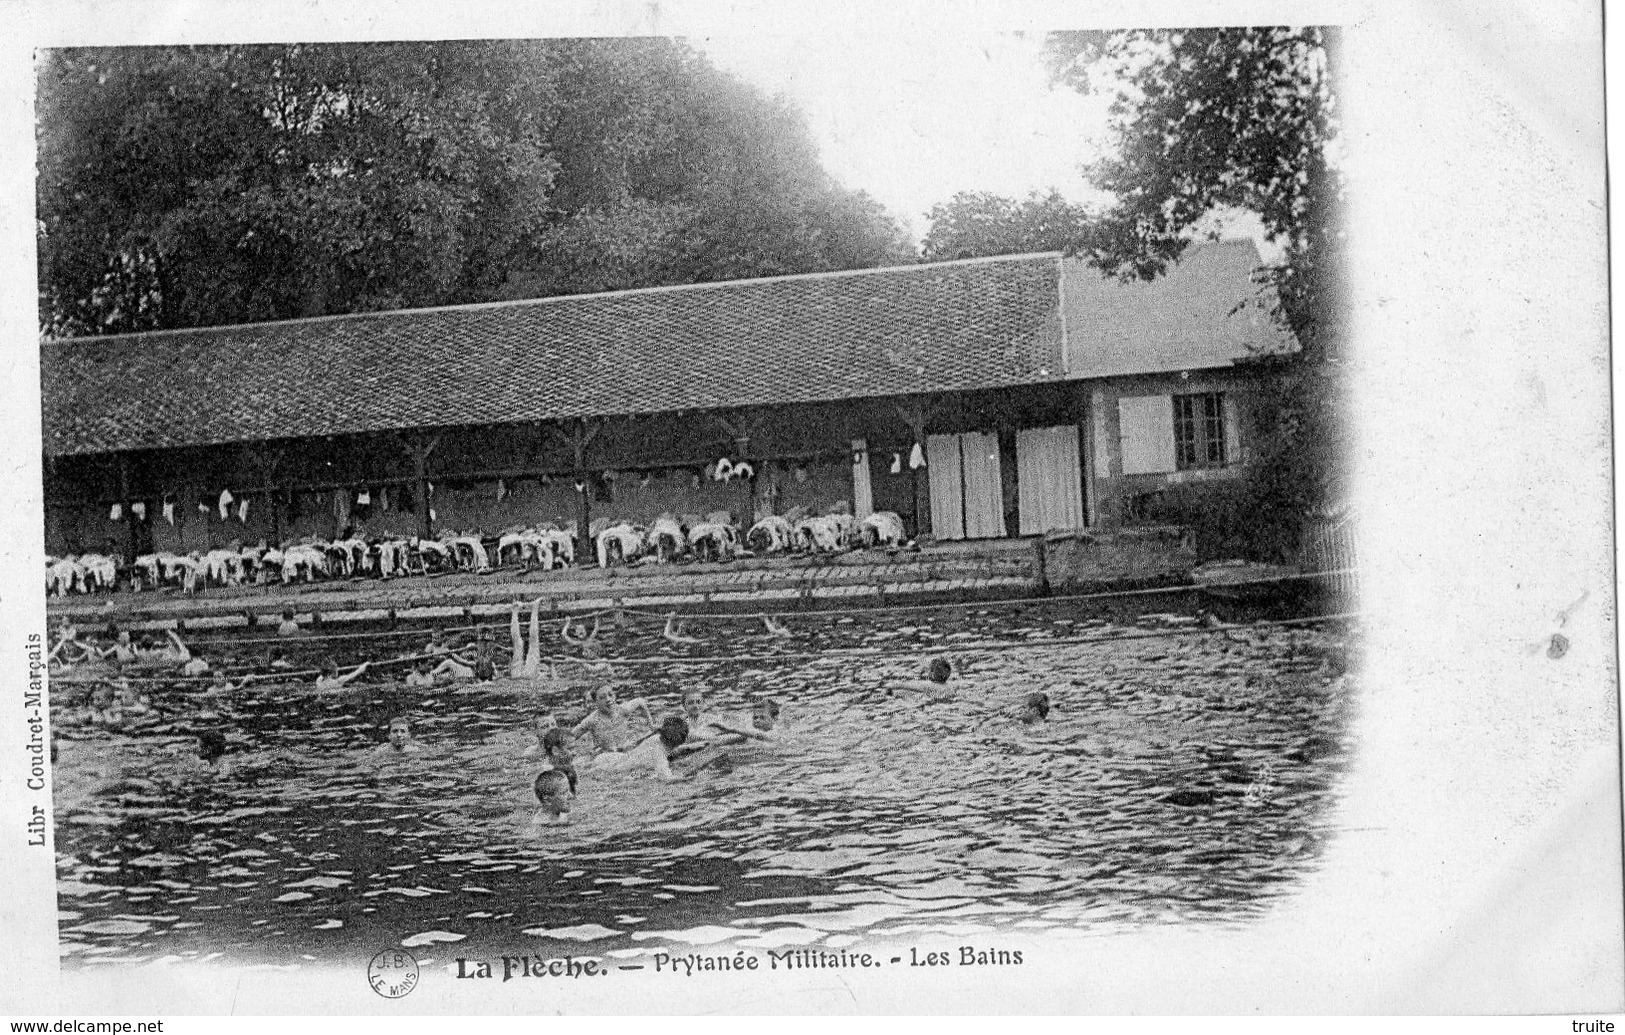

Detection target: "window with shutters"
[1173, 392, 1227, 469]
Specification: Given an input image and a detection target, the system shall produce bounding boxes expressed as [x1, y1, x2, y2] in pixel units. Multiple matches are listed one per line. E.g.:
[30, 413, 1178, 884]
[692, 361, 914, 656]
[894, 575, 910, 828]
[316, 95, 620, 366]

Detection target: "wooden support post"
[117, 453, 137, 565]
[892, 397, 934, 540]
[247, 446, 286, 546]
[400, 434, 440, 540]
[567, 419, 600, 563]
[712, 409, 766, 524]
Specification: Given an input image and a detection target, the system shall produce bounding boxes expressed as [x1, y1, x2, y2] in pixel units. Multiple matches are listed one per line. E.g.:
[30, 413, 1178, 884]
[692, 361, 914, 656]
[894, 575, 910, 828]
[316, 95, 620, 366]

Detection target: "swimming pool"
[52, 598, 1354, 967]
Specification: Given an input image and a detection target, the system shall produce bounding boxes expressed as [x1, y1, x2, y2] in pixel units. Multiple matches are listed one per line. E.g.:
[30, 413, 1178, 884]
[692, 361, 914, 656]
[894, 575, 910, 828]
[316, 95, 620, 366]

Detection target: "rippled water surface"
[53, 599, 1354, 966]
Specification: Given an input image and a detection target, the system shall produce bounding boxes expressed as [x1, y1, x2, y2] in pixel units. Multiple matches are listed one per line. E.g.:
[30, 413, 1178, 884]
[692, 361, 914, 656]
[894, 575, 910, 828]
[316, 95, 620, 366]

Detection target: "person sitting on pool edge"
[572, 683, 655, 755]
[591, 716, 690, 782]
[1020, 690, 1052, 725]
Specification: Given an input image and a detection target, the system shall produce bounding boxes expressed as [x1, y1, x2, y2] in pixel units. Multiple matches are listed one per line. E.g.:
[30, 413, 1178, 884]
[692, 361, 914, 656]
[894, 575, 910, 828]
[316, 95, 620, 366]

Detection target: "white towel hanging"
[429, 507, 437, 523]
[109, 503, 122, 521]
[357, 489, 371, 505]
[198, 501, 210, 515]
[909, 442, 927, 469]
[219, 489, 234, 520]
[890, 452, 902, 475]
[495, 479, 506, 501]
[130, 501, 146, 520]
[162, 502, 175, 525]
[238, 498, 250, 522]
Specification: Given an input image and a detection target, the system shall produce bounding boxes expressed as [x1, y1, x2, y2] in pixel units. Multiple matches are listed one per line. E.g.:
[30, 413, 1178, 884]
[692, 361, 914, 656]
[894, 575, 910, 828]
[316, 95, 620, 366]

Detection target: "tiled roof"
[41, 254, 1067, 457]
[1062, 240, 1298, 378]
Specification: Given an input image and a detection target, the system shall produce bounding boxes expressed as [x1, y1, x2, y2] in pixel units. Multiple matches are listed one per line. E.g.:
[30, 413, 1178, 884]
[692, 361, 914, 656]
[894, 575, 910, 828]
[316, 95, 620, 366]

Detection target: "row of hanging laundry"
[887, 444, 928, 474]
[105, 486, 420, 524]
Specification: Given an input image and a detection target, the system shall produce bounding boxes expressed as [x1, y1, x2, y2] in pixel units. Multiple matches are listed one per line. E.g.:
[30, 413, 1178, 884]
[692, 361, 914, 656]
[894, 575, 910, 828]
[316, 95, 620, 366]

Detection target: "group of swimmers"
[50, 598, 1057, 825]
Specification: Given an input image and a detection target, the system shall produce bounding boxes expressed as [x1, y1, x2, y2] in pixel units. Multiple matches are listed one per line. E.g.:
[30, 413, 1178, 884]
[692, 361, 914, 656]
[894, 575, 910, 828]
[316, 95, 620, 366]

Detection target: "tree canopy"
[1043, 26, 1343, 357]
[919, 189, 1096, 262]
[37, 39, 910, 337]
[1044, 27, 1347, 552]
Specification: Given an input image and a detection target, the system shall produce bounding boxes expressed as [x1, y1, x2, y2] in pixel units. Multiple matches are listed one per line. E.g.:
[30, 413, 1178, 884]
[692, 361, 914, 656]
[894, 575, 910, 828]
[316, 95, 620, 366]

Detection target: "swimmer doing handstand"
[510, 598, 545, 678]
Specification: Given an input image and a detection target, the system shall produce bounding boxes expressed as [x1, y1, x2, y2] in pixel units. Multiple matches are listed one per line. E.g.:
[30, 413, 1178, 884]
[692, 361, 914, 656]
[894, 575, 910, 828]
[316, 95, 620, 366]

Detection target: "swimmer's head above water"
[751, 697, 782, 732]
[658, 716, 689, 752]
[197, 729, 227, 764]
[681, 688, 704, 722]
[533, 768, 573, 823]
[926, 657, 952, 684]
[387, 715, 412, 750]
[1021, 691, 1052, 725]
[592, 684, 618, 713]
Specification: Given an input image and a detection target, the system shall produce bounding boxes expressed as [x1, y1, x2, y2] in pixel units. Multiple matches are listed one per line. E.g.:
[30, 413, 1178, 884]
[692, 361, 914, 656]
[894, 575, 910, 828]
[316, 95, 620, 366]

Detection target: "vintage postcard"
[0, 0, 1618, 1020]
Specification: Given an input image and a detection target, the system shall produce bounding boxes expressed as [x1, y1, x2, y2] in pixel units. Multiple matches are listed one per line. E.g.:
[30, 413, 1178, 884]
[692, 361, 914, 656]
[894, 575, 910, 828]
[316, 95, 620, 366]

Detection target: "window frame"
[1172, 391, 1228, 471]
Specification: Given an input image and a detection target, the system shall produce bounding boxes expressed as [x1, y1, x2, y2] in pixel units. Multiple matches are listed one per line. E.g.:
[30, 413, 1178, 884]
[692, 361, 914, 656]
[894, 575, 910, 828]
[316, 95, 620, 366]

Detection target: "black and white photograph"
[0, 0, 1619, 1020]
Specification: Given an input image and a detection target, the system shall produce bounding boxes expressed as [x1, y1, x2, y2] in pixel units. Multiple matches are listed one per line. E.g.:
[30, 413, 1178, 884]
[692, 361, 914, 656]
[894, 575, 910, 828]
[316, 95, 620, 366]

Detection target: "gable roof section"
[41, 254, 1067, 457]
[1062, 240, 1298, 378]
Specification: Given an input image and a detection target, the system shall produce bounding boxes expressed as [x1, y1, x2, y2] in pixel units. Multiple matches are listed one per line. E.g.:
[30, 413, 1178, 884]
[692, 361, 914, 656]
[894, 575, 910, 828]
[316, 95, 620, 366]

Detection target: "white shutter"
[1118, 395, 1176, 475]
[1222, 394, 1243, 465]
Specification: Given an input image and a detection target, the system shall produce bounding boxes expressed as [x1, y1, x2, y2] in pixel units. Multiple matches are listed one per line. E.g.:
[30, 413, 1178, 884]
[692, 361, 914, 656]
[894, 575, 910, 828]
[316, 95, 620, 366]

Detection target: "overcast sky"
[695, 31, 1117, 242]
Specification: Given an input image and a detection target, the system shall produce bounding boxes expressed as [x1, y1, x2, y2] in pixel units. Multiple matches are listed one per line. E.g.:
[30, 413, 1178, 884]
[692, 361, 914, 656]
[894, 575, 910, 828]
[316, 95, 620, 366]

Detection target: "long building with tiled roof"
[40, 241, 1296, 559]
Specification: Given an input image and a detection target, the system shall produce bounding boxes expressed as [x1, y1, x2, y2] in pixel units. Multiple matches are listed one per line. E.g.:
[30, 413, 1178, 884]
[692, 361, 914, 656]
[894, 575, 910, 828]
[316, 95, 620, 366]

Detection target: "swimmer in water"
[663, 612, 702, 645]
[536, 727, 578, 792]
[83, 685, 122, 727]
[571, 683, 655, 755]
[891, 656, 954, 695]
[533, 767, 573, 825]
[404, 661, 435, 689]
[116, 679, 154, 717]
[521, 712, 560, 757]
[374, 715, 423, 755]
[196, 729, 230, 776]
[510, 598, 545, 678]
[102, 627, 139, 665]
[315, 659, 371, 692]
[276, 608, 301, 637]
[1020, 690, 1052, 725]
[203, 669, 238, 698]
[593, 716, 690, 781]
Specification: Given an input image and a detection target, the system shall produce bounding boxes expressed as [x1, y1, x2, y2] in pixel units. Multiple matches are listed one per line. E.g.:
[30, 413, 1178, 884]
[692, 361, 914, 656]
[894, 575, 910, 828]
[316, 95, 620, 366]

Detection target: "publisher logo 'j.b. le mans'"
[369, 949, 419, 999]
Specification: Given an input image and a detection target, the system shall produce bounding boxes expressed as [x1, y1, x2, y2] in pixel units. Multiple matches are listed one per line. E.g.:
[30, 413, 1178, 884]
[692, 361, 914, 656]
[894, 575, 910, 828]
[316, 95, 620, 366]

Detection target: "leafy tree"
[920, 190, 1096, 261]
[1045, 27, 1347, 558]
[37, 40, 911, 337]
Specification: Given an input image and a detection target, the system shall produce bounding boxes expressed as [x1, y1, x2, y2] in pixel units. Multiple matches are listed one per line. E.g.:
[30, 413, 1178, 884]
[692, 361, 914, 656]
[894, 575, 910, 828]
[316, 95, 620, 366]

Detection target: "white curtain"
[1017, 425, 1085, 534]
[850, 438, 874, 519]
[926, 434, 964, 539]
[928, 432, 1006, 540]
[959, 431, 1006, 539]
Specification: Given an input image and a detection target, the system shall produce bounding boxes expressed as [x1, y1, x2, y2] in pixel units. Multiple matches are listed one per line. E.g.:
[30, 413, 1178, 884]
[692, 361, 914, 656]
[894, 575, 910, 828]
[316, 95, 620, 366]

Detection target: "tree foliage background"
[1044, 26, 1347, 559]
[37, 39, 910, 337]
